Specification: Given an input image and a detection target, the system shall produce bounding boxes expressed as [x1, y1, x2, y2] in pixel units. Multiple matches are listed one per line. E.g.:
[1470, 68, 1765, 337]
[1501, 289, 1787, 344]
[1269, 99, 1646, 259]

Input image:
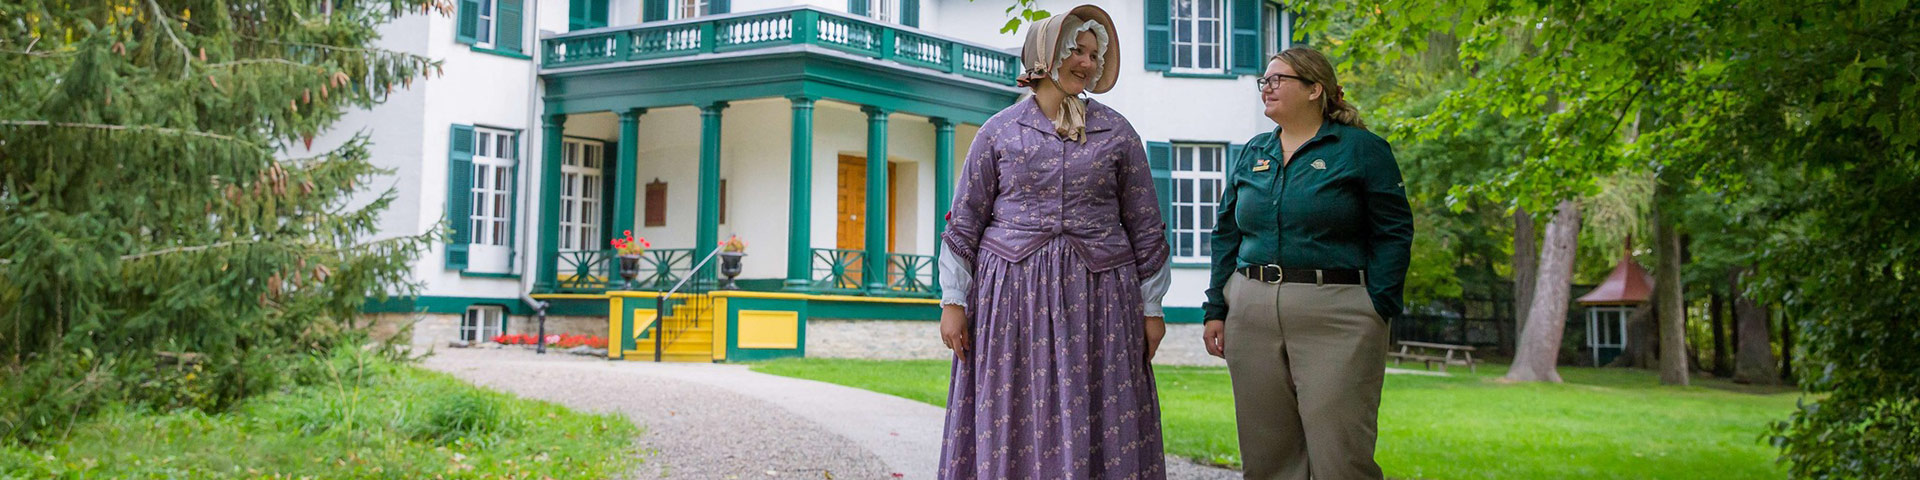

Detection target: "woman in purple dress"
[935, 5, 1172, 479]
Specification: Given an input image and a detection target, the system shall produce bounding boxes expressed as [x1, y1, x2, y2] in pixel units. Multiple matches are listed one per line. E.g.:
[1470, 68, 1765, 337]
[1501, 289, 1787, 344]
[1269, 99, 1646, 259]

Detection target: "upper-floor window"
[675, 0, 710, 20]
[1172, 0, 1226, 72]
[1263, 1, 1293, 58]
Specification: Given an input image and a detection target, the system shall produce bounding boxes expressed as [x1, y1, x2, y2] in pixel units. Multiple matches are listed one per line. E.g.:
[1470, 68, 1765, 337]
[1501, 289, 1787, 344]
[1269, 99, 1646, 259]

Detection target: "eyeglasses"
[1256, 73, 1313, 90]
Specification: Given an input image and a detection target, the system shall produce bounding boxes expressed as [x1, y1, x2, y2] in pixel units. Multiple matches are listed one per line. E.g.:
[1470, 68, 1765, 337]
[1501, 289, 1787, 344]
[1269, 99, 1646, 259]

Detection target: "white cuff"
[938, 248, 972, 308]
[1140, 260, 1171, 317]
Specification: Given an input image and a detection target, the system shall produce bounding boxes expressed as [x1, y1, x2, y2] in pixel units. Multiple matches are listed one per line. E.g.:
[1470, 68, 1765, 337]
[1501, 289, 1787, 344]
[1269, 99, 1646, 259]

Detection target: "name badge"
[1251, 159, 1272, 172]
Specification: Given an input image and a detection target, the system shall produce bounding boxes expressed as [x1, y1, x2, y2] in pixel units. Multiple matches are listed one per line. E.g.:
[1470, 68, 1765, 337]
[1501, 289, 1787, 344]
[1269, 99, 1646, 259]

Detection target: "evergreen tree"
[0, 0, 439, 442]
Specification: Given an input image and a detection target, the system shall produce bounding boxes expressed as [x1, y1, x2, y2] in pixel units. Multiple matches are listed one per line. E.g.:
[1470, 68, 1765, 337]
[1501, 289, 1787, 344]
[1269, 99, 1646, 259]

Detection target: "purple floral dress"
[938, 97, 1171, 480]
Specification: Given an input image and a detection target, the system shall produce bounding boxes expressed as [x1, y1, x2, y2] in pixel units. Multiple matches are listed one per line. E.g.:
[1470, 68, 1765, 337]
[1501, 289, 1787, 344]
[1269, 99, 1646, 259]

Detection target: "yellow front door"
[836, 155, 897, 287]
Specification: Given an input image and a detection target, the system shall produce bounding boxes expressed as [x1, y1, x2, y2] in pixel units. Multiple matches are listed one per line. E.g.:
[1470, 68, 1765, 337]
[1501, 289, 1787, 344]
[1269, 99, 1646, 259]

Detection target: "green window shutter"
[497, 0, 524, 53]
[643, 0, 666, 22]
[600, 141, 619, 248]
[901, 0, 919, 27]
[848, 0, 869, 17]
[1144, 0, 1171, 71]
[1230, 0, 1261, 74]
[590, 0, 609, 27]
[1147, 141, 1174, 237]
[456, 0, 481, 44]
[711, 0, 730, 15]
[446, 125, 476, 271]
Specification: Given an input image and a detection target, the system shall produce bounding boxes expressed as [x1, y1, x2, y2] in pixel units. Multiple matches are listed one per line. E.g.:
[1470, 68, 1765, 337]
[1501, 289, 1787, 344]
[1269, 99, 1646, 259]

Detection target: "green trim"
[785, 96, 816, 290]
[459, 271, 522, 278]
[546, 298, 608, 316]
[1162, 72, 1241, 80]
[541, 52, 1011, 124]
[1173, 261, 1213, 269]
[809, 300, 938, 321]
[363, 296, 535, 316]
[1163, 306, 1207, 324]
[469, 45, 533, 60]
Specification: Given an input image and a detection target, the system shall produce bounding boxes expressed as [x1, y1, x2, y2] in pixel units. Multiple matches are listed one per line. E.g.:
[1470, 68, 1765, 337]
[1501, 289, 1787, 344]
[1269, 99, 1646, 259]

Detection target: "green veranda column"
[862, 106, 891, 292]
[933, 118, 954, 256]
[614, 108, 644, 243]
[538, 113, 568, 288]
[785, 96, 818, 291]
[696, 102, 729, 274]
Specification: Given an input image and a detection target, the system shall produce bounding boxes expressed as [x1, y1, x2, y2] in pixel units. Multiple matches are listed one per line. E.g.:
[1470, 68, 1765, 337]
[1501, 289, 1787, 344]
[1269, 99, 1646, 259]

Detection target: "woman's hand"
[1145, 316, 1166, 362]
[1203, 319, 1225, 358]
[940, 305, 971, 357]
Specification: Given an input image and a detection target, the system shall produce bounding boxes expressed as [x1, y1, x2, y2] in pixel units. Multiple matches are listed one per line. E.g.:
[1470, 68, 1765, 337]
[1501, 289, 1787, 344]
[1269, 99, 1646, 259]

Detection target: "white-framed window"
[1172, 0, 1226, 72]
[461, 305, 508, 343]
[475, 0, 496, 47]
[1170, 144, 1227, 261]
[871, 0, 897, 23]
[674, 0, 710, 20]
[1262, 2, 1292, 58]
[559, 139, 604, 252]
[469, 128, 516, 248]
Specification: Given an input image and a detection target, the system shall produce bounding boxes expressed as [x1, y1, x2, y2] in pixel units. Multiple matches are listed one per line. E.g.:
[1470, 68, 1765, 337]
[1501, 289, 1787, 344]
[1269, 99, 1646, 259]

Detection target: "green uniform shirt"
[1203, 121, 1415, 321]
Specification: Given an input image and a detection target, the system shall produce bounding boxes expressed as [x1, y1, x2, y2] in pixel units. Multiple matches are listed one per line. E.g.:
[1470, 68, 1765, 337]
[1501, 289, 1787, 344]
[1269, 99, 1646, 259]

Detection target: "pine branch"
[208, 58, 327, 71]
[0, 120, 260, 148]
[145, 0, 195, 78]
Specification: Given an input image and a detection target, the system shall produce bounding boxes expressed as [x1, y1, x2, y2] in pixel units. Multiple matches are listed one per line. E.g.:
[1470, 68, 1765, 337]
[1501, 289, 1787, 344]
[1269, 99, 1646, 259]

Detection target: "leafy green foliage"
[0, 0, 438, 443]
[1296, 0, 1920, 475]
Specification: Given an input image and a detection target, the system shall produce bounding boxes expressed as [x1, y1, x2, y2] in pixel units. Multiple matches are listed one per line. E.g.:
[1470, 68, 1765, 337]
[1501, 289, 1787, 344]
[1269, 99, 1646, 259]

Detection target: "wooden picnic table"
[1386, 340, 1477, 373]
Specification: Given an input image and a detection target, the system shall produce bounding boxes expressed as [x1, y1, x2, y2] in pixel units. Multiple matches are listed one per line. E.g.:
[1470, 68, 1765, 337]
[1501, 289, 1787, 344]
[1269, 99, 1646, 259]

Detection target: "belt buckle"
[1261, 265, 1284, 284]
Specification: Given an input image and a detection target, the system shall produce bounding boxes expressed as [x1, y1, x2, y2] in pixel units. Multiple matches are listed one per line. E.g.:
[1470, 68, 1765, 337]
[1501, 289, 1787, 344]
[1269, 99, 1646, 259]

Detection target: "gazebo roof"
[1577, 250, 1654, 306]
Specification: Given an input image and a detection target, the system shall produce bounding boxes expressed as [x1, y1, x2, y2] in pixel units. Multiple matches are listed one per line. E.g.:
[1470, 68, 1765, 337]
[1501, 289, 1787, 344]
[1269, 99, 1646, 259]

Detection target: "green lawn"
[752, 359, 1799, 479]
[0, 359, 641, 479]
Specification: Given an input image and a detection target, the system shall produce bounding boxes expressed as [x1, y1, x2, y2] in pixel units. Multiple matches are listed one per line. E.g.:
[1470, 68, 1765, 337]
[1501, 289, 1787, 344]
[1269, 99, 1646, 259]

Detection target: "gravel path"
[424, 347, 1239, 479]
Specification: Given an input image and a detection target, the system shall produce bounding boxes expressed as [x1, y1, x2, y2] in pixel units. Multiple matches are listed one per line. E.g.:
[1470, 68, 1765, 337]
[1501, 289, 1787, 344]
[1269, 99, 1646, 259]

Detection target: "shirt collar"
[1257, 121, 1342, 158]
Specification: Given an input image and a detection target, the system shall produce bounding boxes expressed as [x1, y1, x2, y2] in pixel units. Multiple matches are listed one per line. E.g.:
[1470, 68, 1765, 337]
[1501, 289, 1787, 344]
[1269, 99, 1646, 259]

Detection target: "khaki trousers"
[1222, 274, 1388, 480]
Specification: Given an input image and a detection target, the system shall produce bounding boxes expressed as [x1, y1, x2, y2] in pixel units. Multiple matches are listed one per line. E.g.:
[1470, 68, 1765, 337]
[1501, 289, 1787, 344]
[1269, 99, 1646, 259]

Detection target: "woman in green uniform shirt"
[1199, 47, 1414, 480]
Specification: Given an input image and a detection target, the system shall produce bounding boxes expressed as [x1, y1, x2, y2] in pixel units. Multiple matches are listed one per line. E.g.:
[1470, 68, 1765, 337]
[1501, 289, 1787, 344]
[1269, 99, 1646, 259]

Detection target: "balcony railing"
[541, 6, 1019, 86]
[550, 248, 695, 293]
[885, 253, 937, 297]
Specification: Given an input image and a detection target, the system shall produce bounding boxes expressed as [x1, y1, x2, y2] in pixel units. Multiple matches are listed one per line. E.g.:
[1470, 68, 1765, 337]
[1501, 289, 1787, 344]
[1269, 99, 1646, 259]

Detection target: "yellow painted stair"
[626, 305, 715, 363]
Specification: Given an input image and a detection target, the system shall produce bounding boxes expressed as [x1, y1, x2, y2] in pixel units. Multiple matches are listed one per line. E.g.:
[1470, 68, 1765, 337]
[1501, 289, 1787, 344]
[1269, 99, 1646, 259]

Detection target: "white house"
[323, 0, 1298, 361]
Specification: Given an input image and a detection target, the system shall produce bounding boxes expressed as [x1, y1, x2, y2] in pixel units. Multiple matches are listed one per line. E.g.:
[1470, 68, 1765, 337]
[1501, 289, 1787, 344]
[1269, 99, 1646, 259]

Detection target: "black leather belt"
[1237, 265, 1364, 285]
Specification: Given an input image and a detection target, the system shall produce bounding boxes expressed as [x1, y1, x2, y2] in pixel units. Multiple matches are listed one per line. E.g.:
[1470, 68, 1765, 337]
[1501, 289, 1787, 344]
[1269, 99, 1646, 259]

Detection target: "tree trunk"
[1779, 306, 1795, 384]
[1711, 291, 1730, 377]
[1655, 200, 1689, 385]
[1512, 208, 1538, 356]
[1506, 200, 1580, 383]
[1611, 302, 1657, 368]
[1731, 268, 1780, 385]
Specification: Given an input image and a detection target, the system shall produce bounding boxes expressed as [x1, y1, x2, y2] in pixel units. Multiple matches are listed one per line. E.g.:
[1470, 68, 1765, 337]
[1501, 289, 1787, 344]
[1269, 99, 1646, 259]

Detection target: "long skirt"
[938, 238, 1166, 480]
